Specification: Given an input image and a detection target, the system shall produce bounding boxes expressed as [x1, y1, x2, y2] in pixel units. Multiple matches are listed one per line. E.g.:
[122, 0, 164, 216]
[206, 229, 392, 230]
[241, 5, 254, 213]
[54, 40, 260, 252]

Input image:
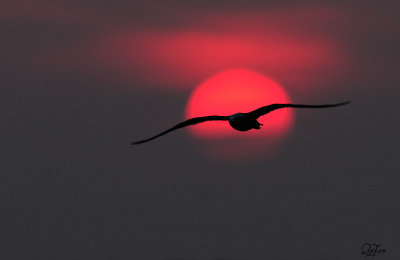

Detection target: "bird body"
[131, 101, 350, 145]
[228, 113, 262, 131]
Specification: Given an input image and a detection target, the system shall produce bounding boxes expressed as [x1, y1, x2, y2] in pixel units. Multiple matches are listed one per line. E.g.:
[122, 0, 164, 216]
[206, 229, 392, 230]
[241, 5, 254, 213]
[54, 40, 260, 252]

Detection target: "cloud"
[40, 5, 349, 94]
[3, 1, 398, 95]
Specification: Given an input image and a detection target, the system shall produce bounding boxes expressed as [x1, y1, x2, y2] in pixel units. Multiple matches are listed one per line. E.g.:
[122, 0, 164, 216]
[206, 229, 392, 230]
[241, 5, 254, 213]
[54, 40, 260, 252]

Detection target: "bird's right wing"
[248, 101, 351, 119]
[131, 115, 229, 145]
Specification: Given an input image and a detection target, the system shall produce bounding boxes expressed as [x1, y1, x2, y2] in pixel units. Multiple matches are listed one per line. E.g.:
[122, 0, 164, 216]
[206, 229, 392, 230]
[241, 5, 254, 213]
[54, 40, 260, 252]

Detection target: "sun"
[184, 68, 294, 159]
[186, 68, 294, 137]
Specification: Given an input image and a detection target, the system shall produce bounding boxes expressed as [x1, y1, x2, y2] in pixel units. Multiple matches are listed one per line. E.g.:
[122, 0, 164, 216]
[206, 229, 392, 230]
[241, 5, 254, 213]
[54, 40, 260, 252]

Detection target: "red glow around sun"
[186, 68, 294, 140]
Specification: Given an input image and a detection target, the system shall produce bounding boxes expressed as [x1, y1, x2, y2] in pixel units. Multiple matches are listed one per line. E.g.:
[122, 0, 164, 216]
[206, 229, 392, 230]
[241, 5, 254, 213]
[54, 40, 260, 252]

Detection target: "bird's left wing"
[131, 115, 229, 145]
[248, 101, 351, 119]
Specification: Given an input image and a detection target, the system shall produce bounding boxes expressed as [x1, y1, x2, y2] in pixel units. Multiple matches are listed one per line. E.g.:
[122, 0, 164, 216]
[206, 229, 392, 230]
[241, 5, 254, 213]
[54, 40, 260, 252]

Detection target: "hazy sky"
[1, 1, 399, 259]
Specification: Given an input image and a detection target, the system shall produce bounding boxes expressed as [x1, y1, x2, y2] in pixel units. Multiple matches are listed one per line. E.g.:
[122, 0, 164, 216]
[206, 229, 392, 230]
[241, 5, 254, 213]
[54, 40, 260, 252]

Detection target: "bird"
[130, 100, 350, 145]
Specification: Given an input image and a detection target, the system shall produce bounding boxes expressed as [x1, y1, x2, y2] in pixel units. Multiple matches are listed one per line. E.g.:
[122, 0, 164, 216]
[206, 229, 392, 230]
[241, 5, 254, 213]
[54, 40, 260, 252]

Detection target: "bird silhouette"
[130, 101, 350, 145]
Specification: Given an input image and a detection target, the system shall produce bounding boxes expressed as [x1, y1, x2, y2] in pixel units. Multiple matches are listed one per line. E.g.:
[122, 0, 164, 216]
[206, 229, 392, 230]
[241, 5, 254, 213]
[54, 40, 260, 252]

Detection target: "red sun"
[185, 68, 294, 159]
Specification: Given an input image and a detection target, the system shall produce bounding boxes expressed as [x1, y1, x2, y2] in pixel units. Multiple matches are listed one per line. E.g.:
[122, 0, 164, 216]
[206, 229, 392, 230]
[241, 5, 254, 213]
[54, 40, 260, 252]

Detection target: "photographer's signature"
[361, 243, 386, 257]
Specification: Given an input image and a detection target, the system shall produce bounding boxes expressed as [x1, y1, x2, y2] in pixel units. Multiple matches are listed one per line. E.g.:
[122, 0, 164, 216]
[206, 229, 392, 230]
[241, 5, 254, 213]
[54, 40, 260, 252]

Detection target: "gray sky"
[1, 1, 399, 259]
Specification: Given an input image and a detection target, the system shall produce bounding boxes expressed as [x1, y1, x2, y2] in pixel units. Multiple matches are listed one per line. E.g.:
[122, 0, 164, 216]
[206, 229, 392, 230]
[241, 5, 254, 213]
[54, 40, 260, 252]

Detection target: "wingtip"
[131, 140, 148, 145]
[336, 100, 351, 106]
[342, 100, 351, 106]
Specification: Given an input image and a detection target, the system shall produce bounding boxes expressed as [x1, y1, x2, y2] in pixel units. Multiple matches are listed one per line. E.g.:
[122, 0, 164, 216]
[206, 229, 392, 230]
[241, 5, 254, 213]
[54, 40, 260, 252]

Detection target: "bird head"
[253, 121, 263, 129]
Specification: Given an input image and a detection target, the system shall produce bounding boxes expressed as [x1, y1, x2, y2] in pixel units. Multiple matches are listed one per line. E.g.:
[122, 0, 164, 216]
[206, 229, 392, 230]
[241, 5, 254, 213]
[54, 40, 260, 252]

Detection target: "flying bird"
[131, 101, 350, 145]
